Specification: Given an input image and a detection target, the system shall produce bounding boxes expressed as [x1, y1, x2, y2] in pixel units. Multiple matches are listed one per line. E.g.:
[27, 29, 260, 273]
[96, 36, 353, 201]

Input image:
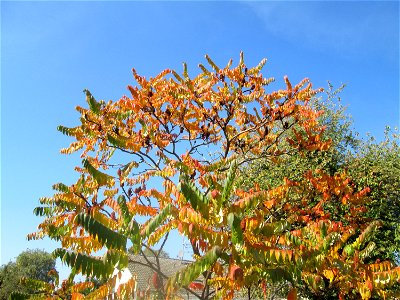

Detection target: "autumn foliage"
[28, 53, 400, 299]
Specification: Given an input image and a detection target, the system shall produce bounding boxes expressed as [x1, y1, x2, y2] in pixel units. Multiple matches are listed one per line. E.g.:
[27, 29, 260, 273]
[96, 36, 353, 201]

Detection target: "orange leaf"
[264, 199, 275, 209]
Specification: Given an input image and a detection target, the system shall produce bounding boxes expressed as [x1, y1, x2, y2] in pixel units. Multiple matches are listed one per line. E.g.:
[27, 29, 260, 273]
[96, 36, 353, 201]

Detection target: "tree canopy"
[28, 53, 400, 299]
[238, 87, 400, 298]
[0, 249, 55, 299]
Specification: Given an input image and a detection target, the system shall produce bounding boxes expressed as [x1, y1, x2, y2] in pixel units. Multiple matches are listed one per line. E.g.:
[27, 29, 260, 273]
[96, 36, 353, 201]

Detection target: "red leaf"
[189, 282, 204, 290]
[287, 287, 297, 300]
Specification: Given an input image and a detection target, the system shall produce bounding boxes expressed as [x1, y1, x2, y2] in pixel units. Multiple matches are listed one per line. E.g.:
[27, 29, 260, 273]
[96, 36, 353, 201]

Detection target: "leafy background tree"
[346, 128, 400, 263]
[0, 249, 55, 299]
[237, 83, 358, 189]
[237, 84, 400, 299]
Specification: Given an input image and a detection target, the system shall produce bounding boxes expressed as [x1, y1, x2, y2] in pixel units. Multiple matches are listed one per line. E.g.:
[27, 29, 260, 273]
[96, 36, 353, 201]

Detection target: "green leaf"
[19, 277, 53, 293]
[52, 182, 70, 193]
[171, 70, 184, 84]
[75, 213, 127, 250]
[52, 199, 77, 211]
[344, 221, 382, 257]
[203, 156, 236, 173]
[57, 125, 78, 136]
[198, 63, 211, 75]
[142, 204, 175, 238]
[117, 196, 141, 251]
[303, 273, 325, 292]
[107, 134, 127, 148]
[33, 206, 55, 217]
[47, 224, 70, 241]
[320, 232, 341, 252]
[248, 58, 267, 75]
[138, 119, 148, 135]
[352, 220, 382, 250]
[205, 54, 220, 73]
[53, 248, 114, 279]
[83, 159, 114, 186]
[9, 292, 30, 300]
[227, 212, 235, 227]
[263, 268, 292, 284]
[103, 249, 128, 269]
[117, 195, 132, 225]
[221, 161, 237, 205]
[115, 110, 134, 120]
[359, 242, 376, 261]
[183, 62, 189, 80]
[259, 220, 291, 237]
[319, 221, 328, 238]
[228, 213, 243, 245]
[180, 176, 209, 219]
[84, 89, 101, 114]
[127, 218, 141, 254]
[230, 190, 268, 214]
[121, 161, 139, 177]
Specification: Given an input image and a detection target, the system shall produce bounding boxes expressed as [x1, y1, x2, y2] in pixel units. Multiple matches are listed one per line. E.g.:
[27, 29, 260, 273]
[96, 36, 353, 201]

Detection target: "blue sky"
[1, 1, 399, 279]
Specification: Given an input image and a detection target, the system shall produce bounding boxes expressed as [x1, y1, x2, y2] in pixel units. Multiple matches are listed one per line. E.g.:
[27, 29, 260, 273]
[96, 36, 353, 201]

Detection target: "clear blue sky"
[1, 1, 399, 278]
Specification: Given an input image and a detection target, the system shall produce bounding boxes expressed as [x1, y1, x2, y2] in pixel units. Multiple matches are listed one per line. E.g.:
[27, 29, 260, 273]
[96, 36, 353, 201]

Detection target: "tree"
[0, 262, 22, 299]
[345, 128, 400, 264]
[29, 53, 400, 299]
[237, 83, 358, 190]
[0, 249, 55, 299]
[238, 87, 400, 299]
[9, 273, 98, 300]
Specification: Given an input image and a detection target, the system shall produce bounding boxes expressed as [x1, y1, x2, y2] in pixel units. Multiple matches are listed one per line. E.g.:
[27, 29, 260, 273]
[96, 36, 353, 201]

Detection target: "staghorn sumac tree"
[29, 53, 400, 299]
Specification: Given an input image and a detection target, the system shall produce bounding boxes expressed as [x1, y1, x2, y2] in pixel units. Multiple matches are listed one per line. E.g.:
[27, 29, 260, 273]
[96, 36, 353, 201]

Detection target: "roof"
[128, 254, 202, 299]
[127, 254, 249, 300]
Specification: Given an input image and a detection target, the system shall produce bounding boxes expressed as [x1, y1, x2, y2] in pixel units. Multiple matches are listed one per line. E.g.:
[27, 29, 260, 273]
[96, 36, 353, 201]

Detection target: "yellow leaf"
[323, 269, 335, 282]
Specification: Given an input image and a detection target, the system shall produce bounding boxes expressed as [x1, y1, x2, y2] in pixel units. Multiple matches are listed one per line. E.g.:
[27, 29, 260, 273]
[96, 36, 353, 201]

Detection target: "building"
[127, 254, 204, 299]
[112, 254, 251, 299]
